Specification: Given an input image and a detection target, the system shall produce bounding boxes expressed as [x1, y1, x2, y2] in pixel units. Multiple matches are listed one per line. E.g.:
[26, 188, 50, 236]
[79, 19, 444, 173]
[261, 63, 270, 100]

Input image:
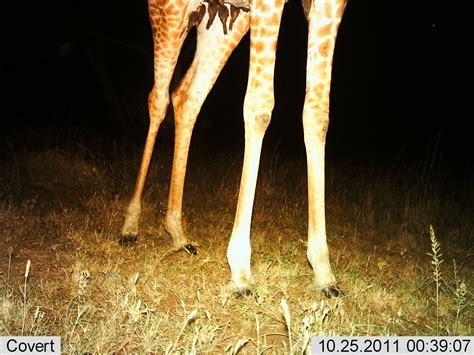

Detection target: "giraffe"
[121, 0, 346, 297]
[120, 0, 250, 254]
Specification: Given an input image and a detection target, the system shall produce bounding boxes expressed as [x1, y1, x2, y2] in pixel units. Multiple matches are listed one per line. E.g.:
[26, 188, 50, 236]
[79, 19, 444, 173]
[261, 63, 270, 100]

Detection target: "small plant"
[20, 260, 31, 335]
[226, 338, 250, 355]
[167, 308, 198, 354]
[453, 281, 467, 334]
[427, 225, 443, 334]
[30, 306, 45, 335]
[280, 298, 293, 354]
[452, 261, 468, 335]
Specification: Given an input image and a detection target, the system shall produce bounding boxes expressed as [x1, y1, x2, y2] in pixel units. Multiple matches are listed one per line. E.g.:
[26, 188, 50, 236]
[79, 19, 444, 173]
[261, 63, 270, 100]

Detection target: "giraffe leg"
[303, 0, 346, 297]
[120, 4, 187, 245]
[165, 9, 249, 252]
[226, 0, 285, 294]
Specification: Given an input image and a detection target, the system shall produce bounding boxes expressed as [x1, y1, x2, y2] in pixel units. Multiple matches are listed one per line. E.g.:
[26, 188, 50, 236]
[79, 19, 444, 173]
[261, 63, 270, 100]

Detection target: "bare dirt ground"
[0, 146, 472, 353]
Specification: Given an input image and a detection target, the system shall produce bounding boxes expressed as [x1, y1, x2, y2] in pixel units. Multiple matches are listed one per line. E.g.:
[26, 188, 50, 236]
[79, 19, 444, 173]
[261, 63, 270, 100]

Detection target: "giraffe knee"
[256, 113, 271, 133]
[148, 87, 169, 128]
[171, 86, 185, 111]
[171, 93, 200, 129]
[303, 113, 329, 142]
[245, 113, 271, 136]
[318, 118, 329, 141]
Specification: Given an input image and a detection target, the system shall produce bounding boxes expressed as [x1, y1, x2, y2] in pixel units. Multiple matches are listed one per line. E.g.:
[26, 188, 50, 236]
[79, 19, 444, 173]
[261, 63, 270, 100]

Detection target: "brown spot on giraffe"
[319, 39, 331, 57]
[269, 12, 281, 27]
[260, 27, 269, 37]
[257, 56, 272, 66]
[260, 3, 271, 13]
[318, 23, 332, 37]
[169, 9, 180, 16]
[250, 77, 261, 88]
[325, 2, 332, 18]
[262, 72, 273, 83]
[254, 40, 266, 53]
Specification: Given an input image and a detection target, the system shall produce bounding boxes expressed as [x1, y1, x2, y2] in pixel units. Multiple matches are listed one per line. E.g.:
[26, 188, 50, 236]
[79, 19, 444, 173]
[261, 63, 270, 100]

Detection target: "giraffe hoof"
[321, 286, 344, 298]
[118, 235, 138, 246]
[182, 244, 197, 255]
[233, 288, 253, 298]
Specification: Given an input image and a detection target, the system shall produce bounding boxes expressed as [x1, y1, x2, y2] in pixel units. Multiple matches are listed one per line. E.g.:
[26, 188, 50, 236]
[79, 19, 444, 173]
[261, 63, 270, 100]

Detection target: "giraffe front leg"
[226, 113, 269, 294]
[303, 0, 346, 297]
[165, 8, 249, 253]
[227, 0, 284, 295]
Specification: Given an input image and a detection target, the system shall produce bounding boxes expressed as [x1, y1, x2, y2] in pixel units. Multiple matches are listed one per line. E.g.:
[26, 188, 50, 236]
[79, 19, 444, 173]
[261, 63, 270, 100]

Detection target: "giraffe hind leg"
[119, 84, 173, 246]
[164, 6, 249, 252]
[120, 4, 188, 246]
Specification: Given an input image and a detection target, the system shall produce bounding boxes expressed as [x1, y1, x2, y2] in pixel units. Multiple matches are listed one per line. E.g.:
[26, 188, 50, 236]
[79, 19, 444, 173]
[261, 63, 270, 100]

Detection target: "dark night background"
[1, 0, 472, 178]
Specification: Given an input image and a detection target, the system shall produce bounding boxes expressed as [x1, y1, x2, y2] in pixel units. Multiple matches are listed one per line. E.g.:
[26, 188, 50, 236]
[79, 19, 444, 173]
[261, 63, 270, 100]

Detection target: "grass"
[428, 225, 443, 334]
[0, 144, 472, 352]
